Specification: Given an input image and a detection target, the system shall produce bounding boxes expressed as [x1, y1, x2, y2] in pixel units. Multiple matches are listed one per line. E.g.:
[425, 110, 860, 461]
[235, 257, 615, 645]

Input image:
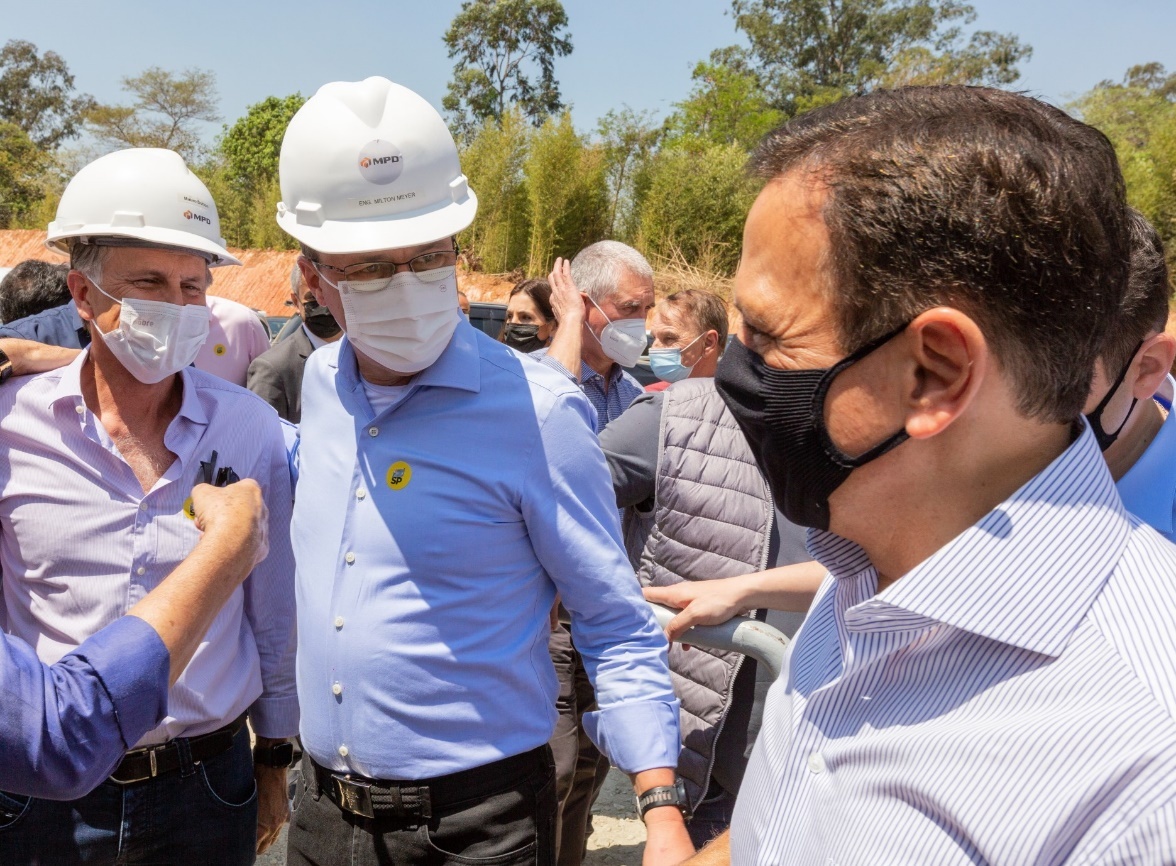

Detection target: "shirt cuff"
[537, 353, 577, 382]
[72, 616, 170, 750]
[582, 699, 681, 775]
[249, 694, 301, 739]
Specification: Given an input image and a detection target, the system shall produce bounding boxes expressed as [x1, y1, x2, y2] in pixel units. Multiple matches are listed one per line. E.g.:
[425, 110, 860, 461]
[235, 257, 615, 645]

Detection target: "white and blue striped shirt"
[732, 426, 1176, 865]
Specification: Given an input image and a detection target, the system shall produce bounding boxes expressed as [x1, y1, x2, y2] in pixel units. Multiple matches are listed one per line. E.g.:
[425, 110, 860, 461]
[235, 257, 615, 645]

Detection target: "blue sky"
[6, 1, 1175, 144]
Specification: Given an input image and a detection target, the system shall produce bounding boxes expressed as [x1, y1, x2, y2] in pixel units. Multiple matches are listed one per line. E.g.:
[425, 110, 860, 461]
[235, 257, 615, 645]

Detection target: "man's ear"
[297, 257, 327, 307]
[1133, 331, 1176, 401]
[904, 308, 988, 440]
[67, 271, 96, 322]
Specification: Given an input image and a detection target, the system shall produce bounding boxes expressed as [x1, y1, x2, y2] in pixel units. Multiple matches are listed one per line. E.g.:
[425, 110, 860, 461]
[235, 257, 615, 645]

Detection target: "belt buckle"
[334, 776, 375, 820]
[110, 745, 161, 786]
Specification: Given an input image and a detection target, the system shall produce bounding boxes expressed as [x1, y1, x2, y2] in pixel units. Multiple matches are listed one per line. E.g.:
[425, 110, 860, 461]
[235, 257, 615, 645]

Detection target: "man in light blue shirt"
[278, 77, 692, 866]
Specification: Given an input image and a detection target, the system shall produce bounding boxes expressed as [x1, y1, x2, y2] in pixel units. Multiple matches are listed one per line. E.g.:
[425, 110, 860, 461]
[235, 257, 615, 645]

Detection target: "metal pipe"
[648, 602, 792, 680]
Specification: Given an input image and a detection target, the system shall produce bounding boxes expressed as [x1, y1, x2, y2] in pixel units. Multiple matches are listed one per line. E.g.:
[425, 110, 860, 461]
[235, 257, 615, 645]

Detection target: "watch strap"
[252, 741, 295, 768]
[0, 347, 12, 384]
[635, 779, 688, 819]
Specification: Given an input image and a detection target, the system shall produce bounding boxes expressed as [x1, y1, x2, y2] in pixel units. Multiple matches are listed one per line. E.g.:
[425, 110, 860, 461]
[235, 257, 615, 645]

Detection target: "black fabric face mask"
[501, 323, 546, 354]
[715, 326, 911, 531]
[1085, 340, 1144, 452]
[303, 300, 341, 340]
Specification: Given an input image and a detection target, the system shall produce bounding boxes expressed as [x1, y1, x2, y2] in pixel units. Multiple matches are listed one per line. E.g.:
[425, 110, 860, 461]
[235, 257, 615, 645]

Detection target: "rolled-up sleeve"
[242, 420, 299, 738]
[0, 615, 169, 799]
[520, 389, 680, 773]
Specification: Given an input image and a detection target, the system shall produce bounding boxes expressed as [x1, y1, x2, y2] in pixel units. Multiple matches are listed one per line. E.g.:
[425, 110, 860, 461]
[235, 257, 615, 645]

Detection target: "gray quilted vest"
[636, 378, 774, 812]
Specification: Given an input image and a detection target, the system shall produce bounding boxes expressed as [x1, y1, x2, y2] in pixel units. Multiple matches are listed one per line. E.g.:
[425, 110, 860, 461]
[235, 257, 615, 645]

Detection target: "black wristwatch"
[253, 741, 295, 769]
[0, 347, 12, 384]
[635, 778, 689, 820]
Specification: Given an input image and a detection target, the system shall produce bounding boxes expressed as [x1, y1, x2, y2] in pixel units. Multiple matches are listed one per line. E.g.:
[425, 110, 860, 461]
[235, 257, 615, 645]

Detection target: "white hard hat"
[46, 148, 240, 267]
[276, 76, 477, 255]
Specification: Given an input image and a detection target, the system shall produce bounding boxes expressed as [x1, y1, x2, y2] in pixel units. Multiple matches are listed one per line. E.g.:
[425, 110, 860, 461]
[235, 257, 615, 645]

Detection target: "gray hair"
[69, 241, 108, 283]
[290, 263, 305, 295]
[570, 241, 653, 304]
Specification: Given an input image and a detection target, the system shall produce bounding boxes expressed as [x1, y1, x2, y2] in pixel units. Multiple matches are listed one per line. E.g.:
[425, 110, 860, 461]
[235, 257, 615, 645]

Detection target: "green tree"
[0, 121, 53, 227]
[0, 40, 94, 149]
[636, 142, 758, 275]
[597, 107, 660, 237]
[87, 67, 220, 162]
[726, 0, 1031, 115]
[219, 93, 304, 191]
[1070, 63, 1176, 257]
[663, 58, 784, 149]
[458, 109, 532, 272]
[443, 0, 572, 136]
[523, 112, 601, 275]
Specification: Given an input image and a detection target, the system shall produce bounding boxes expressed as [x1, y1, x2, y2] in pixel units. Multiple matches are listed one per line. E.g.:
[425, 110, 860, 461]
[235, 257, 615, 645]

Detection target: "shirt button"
[334, 616, 345, 629]
[338, 745, 349, 757]
[807, 753, 826, 774]
[74, 405, 84, 415]
[344, 552, 356, 565]
[332, 682, 343, 696]
[136, 566, 146, 576]
[367, 426, 378, 437]
[356, 488, 366, 500]
[139, 502, 149, 512]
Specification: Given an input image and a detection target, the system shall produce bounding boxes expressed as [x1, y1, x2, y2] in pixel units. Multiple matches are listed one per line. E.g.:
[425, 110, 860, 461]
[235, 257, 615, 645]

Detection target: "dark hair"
[752, 86, 1130, 423]
[0, 260, 71, 324]
[1101, 209, 1173, 373]
[507, 279, 553, 321]
[662, 289, 729, 353]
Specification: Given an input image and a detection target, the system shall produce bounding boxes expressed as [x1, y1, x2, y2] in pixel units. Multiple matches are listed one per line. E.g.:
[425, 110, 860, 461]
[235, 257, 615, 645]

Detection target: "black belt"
[310, 745, 550, 822]
[109, 715, 247, 785]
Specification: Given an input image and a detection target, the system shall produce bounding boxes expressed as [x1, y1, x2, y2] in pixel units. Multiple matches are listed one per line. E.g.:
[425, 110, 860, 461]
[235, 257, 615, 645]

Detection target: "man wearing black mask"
[247, 264, 342, 422]
[681, 87, 1176, 865]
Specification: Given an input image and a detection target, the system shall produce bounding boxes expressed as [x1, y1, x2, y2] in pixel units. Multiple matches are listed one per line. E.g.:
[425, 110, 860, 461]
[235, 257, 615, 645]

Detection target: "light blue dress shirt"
[1116, 376, 1176, 543]
[291, 321, 680, 780]
[732, 426, 1176, 865]
[0, 300, 85, 348]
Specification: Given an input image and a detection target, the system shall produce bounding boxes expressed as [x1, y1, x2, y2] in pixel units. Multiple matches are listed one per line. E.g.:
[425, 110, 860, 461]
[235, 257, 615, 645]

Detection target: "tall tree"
[219, 93, 305, 191]
[0, 121, 53, 227]
[442, 0, 572, 136]
[0, 40, 94, 150]
[87, 67, 220, 162]
[663, 58, 784, 150]
[597, 107, 660, 236]
[726, 0, 1031, 115]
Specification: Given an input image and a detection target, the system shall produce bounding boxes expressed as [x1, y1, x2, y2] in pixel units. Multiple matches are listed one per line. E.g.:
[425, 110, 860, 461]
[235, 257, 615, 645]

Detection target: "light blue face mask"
[648, 333, 705, 383]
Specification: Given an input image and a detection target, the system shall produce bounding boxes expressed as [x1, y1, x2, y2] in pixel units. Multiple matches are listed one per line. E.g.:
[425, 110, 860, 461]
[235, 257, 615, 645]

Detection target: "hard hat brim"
[276, 192, 478, 256]
[45, 225, 242, 267]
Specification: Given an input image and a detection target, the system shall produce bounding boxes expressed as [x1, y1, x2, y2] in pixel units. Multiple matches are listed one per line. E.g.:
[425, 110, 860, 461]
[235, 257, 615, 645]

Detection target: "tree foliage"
[219, 93, 304, 192]
[1070, 63, 1176, 260]
[597, 107, 660, 236]
[458, 109, 532, 272]
[0, 40, 94, 150]
[727, 0, 1031, 115]
[0, 122, 53, 227]
[87, 67, 220, 162]
[443, 0, 572, 136]
[664, 58, 784, 150]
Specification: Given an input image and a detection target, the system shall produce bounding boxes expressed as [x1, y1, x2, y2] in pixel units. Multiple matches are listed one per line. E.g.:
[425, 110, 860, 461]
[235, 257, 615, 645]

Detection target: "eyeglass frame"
[305, 242, 461, 283]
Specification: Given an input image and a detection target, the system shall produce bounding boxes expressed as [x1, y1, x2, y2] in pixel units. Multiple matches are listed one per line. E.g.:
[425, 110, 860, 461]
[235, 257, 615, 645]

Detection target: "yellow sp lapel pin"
[213, 343, 227, 356]
[386, 461, 412, 491]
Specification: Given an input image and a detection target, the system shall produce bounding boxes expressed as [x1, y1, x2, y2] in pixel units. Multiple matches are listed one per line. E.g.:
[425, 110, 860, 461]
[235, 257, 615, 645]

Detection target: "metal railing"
[647, 603, 792, 680]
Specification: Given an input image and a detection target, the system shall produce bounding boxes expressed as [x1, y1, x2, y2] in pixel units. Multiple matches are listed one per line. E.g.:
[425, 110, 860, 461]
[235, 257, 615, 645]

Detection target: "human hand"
[642, 807, 695, 866]
[190, 480, 269, 570]
[547, 257, 585, 327]
[1, 338, 80, 376]
[254, 759, 290, 854]
[643, 578, 754, 643]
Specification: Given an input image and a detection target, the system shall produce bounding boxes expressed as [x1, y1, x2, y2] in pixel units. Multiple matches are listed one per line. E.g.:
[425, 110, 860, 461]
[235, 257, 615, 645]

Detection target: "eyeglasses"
[310, 247, 458, 286]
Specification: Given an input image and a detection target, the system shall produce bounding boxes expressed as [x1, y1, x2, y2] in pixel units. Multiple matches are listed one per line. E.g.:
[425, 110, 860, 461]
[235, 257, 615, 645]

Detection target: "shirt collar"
[809, 425, 1131, 657]
[579, 359, 622, 389]
[332, 319, 482, 397]
[1115, 375, 1176, 536]
[47, 349, 208, 427]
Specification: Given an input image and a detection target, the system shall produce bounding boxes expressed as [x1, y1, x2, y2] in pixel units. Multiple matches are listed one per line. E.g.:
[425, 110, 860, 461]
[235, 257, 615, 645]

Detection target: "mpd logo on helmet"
[183, 209, 213, 226]
[358, 140, 404, 185]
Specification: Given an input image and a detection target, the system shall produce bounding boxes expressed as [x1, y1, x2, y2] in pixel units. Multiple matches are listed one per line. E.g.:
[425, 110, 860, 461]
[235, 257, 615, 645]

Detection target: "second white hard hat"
[276, 76, 477, 255]
[46, 148, 240, 267]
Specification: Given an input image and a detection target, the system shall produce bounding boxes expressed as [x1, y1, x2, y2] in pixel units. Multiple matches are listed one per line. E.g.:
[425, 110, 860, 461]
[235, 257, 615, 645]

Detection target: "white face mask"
[89, 279, 209, 384]
[588, 296, 647, 368]
[318, 266, 460, 374]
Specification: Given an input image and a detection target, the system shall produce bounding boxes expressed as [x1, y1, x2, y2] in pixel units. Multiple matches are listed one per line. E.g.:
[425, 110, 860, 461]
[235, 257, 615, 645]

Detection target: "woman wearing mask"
[499, 278, 554, 353]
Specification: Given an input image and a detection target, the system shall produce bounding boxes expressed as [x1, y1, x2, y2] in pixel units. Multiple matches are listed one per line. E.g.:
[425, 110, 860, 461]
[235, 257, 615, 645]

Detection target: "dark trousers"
[547, 624, 610, 866]
[286, 746, 557, 866]
[0, 724, 256, 865]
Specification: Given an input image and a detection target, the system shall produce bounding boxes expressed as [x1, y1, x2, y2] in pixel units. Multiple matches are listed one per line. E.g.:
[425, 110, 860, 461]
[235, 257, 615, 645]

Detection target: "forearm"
[128, 528, 256, 684]
[543, 322, 584, 382]
[684, 830, 730, 866]
[738, 560, 827, 612]
[0, 338, 80, 376]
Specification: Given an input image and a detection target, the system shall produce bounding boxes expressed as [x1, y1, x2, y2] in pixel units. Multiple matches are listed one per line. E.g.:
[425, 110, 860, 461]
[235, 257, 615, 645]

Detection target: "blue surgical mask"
[649, 333, 704, 383]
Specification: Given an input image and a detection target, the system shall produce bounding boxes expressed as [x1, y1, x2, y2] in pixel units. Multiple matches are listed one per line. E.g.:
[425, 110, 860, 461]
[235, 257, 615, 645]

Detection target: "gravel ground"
[255, 767, 645, 865]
